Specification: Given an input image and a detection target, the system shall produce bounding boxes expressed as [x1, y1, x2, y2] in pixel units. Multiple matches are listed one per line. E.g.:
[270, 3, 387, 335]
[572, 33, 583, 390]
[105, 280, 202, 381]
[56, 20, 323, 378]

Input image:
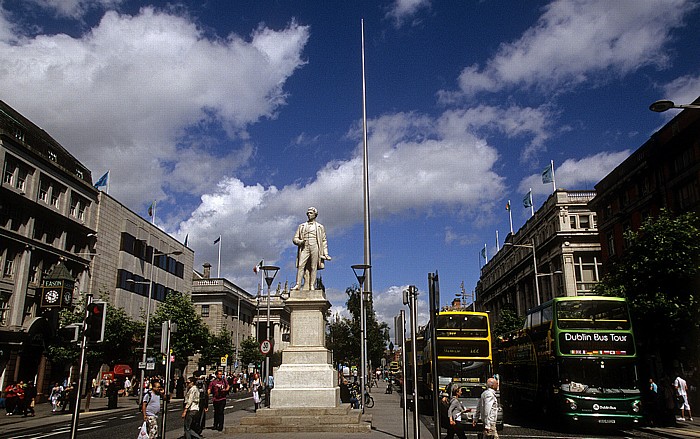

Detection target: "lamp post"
[130, 248, 182, 407]
[504, 239, 540, 306]
[649, 100, 700, 112]
[352, 264, 370, 412]
[262, 265, 279, 398]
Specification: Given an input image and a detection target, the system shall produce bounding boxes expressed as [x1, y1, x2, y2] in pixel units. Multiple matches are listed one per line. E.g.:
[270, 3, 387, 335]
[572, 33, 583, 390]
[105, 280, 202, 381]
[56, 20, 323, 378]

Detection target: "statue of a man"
[292, 207, 331, 290]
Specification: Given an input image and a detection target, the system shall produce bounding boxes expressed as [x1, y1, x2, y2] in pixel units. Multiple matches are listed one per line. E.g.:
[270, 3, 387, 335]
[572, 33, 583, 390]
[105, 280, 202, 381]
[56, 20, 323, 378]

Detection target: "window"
[76, 169, 83, 179]
[3, 256, 14, 278]
[48, 150, 57, 162]
[70, 197, 77, 217]
[201, 305, 210, 318]
[3, 165, 12, 185]
[569, 216, 577, 229]
[16, 168, 26, 191]
[51, 187, 60, 208]
[0, 293, 9, 326]
[574, 254, 602, 294]
[607, 232, 615, 257]
[38, 179, 49, 202]
[13, 127, 24, 142]
[579, 215, 590, 229]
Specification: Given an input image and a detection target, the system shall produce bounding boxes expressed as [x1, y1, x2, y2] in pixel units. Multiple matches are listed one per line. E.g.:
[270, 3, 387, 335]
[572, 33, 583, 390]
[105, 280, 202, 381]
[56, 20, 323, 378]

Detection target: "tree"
[594, 209, 700, 373]
[239, 336, 264, 370]
[151, 291, 210, 370]
[492, 305, 524, 338]
[326, 285, 390, 370]
[198, 329, 235, 369]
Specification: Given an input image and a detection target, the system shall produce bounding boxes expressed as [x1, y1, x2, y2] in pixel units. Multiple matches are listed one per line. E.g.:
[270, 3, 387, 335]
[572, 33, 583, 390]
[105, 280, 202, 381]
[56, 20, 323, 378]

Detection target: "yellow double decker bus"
[419, 310, 502, 429]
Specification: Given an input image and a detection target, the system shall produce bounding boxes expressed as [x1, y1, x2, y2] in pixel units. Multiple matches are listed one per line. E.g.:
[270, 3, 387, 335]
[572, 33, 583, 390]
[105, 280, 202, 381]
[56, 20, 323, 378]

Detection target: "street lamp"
[129, 248, 182, 406]
[649, 100, 700, 112]
[504, 239, 540, 306]
[262, 265, 279, 398]
[352, 264, 371, 411]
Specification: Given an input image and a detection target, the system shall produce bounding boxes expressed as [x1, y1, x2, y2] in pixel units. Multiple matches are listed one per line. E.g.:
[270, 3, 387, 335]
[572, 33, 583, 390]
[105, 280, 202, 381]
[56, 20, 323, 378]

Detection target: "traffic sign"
[260, 339, 272, 355]
[220, 356, 228, 366]
[138, 361, 147, 369]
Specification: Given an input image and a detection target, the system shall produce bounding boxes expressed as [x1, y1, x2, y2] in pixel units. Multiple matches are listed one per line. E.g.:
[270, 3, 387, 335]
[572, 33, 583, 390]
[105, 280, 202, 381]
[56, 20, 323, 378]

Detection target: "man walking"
[675, 374, 693, 421]
[208, 370, 230, 431]
[182, 377, 204, 439]
[142, 381, 162, 439]
[473, 377, 500, 438]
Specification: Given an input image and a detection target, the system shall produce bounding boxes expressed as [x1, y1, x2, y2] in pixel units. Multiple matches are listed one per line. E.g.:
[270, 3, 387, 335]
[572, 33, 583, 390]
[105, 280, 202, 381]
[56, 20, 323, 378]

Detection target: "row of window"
[119, 233, 184, 278]
[116, 269, 176, 302]
[3, 155, 92, 222]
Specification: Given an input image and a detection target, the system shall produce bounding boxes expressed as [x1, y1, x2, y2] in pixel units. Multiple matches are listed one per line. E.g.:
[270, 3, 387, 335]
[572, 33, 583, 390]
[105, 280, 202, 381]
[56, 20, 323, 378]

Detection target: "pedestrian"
[646, 378, 659, 425]
[141, 381, 162, 439]
[192, 375, 209, 435]
[207, 370, 230, 431]
[106, 379, 119, 409]
[251, 372, 261, 412]
[4, 382, 17, 415]
[15, 381, 25, 416]
[123, 376, 132, 397]
[674, 374, 693, 421]
[473, 377, 500, 438]
[23, 382, 36, 417]
[266, 374, 274, 407]
[446, 386, 467, 439]
[182, 377, 204, 439]
[339, 379, 359, 409]
[49, 383, 63, 412]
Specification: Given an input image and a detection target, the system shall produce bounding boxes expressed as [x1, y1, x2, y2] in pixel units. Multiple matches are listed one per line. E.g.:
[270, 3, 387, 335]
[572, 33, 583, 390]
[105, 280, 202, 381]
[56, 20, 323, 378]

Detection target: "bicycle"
[349, 383, 374, 408]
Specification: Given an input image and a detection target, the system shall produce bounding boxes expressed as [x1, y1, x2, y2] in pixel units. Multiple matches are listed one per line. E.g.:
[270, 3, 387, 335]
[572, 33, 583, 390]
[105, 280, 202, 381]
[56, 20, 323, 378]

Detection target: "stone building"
[476, 190, 602, 318]
[191, 263, 290, 372]
[589, 100, 700, 268]
[0, 99, 98, 397]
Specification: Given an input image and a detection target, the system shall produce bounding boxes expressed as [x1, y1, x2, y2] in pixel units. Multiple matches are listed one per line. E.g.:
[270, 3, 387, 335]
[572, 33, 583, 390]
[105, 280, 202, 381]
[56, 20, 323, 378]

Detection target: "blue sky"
[2, 0, 699, 338]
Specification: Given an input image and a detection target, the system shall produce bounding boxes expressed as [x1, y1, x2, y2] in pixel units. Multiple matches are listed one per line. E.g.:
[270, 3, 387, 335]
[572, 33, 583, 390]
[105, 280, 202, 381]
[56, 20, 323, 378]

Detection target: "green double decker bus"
[496, 296, 642, 426]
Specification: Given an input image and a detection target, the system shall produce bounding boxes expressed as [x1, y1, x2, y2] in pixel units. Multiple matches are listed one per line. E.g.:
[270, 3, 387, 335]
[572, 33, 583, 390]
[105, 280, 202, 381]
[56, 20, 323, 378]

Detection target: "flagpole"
[152, 201, 156, 225]
[550, 160, 556, 192]
[529, 188, 534, 217]
[217, 234, 222, 278]
[106, 170, 110, 194]
[496, 230, 500, 251]
[484, 244, 488, 263]
[508, 200, 513, 235]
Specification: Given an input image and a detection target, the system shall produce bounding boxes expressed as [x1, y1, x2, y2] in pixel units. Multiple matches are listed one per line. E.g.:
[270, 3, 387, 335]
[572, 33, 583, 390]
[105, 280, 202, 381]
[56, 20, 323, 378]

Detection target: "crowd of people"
[1, 381, 38, 417]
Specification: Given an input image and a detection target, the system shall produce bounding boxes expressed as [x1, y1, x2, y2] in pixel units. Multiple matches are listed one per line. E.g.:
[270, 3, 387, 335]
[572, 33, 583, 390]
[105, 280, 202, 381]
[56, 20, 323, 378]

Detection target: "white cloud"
[447, 0, 696, 98]
[385, 0, 431, 28]
[519, 150, 631, 195]
[0, 7, 310, 208]
[176, 107, 526, 289]
[660, 75, 700, 107]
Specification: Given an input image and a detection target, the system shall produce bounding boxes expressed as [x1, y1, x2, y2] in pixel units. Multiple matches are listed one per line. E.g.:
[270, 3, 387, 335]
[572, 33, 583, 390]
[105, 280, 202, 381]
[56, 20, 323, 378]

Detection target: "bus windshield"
[436, 314, 488, 337]
[556, 300, 631, 330]
[558, 358, 639, 394]
[437, 360, 491, 395]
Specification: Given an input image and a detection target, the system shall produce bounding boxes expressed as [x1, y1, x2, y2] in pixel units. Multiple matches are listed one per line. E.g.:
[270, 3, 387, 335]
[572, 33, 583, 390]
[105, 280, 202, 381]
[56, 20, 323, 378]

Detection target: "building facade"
[0, 100, 98, 397]
[191, 264, 290, 372]
[476, 190, 602, 319]
[590, 101, 700, 268]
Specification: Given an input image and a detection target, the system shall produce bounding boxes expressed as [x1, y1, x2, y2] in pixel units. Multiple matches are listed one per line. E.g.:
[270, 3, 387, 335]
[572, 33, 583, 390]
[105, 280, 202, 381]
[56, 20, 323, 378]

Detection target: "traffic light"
[85, 301, 107, 342]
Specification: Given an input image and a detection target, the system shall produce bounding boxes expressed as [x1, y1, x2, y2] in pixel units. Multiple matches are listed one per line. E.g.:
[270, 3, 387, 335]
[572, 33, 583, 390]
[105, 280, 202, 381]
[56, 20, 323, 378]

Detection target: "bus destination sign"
[558, 331, 635, 356]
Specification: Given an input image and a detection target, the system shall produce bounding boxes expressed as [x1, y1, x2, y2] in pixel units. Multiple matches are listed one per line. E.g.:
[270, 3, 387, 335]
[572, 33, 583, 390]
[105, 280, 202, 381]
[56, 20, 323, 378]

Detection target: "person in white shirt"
[182, 377, 203, 439]
[674, 375, 693, 421]
[474, 378, 500, 438]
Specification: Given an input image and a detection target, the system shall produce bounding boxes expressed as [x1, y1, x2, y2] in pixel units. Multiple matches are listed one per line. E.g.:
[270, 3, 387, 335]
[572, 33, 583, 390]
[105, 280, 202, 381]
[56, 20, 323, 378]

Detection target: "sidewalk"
[209, 387, 434, 439]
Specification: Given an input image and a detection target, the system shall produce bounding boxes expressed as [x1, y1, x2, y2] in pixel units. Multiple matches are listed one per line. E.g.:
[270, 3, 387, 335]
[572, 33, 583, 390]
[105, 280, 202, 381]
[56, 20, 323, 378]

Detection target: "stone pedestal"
[270, 288, 340, 408]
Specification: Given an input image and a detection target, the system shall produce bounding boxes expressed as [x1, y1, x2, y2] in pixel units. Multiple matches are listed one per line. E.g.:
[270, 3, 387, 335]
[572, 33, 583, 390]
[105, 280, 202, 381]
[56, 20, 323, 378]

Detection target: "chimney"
[203, 263, 211, 279]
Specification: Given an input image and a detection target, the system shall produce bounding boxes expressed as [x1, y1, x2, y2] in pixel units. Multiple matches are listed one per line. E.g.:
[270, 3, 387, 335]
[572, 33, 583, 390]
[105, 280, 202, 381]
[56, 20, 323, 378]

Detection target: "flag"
[480, 247, 486, 259]
[184, 234, 189, 247]
[523, 190, 532, 208]
[505, 200, 511, 211]
[253, 260, 263, 273]
[148, 200, 156, 217]
[542, 163, 554, 184]
[93, 171, 109, 189]
[213, 235, 221, 245]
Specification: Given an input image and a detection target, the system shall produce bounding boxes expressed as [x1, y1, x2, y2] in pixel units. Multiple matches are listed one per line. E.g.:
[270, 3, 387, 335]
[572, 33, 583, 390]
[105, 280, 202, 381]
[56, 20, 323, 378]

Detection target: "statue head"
[306, 206, 318, 220]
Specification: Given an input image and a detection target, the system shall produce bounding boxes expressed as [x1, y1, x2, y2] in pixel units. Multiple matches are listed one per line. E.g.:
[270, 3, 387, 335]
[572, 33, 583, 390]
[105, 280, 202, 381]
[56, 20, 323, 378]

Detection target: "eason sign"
[558, 331, 635, 356]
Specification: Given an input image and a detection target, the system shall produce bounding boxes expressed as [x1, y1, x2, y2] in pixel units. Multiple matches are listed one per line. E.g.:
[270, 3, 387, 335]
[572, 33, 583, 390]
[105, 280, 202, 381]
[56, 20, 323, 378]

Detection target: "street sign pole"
[70, 293, 92, 439]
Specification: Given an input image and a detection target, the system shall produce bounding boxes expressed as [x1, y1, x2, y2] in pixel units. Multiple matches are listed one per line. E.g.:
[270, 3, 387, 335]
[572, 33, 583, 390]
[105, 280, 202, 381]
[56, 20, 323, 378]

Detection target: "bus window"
[531, 311, 541, 326]
[541, 305, 553, 323]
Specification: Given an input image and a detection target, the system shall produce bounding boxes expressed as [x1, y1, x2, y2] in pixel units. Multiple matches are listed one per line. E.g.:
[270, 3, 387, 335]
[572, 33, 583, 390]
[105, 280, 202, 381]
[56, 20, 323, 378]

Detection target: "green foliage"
[151, 291, 210, 369]
[239, 336, 264, 368]
[199, 329, 235, 368]
[594, 210, 700, 371]
[493, 305, 524, 338]
[326, 285, 390, 369]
